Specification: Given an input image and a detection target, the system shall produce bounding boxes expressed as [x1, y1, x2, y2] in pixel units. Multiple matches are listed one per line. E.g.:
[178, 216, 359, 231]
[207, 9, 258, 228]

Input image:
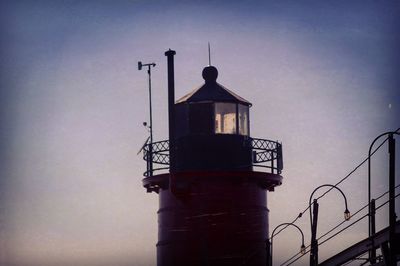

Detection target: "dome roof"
[176, 66, 252, 106]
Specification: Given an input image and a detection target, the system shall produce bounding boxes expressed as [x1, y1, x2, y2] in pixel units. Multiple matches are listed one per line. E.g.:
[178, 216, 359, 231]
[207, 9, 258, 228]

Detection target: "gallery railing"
[142, 137, 283, 177]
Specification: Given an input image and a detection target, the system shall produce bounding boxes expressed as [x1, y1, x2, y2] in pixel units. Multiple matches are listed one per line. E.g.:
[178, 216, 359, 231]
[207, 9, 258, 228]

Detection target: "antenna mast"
[138, 61, 156, 176]
[208, 42, 211, 66]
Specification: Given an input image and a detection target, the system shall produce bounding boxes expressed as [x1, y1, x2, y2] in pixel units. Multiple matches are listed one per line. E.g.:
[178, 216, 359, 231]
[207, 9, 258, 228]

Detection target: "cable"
[281, 212, 370, 266]
[319, 214, 369, 247]
[317, 202, 368, 242]
[317, 184, 400, 243]
[280, 187, 400, 266]
[375, 192, 400, 211]
[284, 192, 400, 266]
[280, 246, 308, 265]
[281, 189, 400, 266]
[375, 183, 400, 201]
[272, 133, 391, 242]
[271, 129, 399, 265]
[314, 129, 397, 202]
[318, 191, 400, 248]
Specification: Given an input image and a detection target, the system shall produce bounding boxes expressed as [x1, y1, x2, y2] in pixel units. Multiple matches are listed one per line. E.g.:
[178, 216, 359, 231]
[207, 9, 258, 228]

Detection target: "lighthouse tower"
[142, 50, 283, 266]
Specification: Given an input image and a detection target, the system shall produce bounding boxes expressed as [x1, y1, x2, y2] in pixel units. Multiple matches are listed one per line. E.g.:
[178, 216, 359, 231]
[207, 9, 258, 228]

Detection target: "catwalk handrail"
[270, 132, 393, 244]
[280, 186, 400, 266]
[142, 137, 283, 177]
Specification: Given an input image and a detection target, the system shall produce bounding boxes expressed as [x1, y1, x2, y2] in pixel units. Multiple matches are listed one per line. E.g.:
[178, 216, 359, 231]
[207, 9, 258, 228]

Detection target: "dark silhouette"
[141, 49, 284, 266]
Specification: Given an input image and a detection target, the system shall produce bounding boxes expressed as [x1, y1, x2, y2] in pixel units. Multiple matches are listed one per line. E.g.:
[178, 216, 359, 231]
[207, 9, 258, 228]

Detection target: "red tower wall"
[144, 171, 282, 266]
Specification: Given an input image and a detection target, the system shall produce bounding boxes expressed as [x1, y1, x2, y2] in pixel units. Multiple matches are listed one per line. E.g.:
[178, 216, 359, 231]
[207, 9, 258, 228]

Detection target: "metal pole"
[367, 129, 399, 263]
[368, 144, 372, 247]
[368, 131, 388, 263]
[165, 49, 176, 172]
[308, 184, 349, 265]
[270, 223, 305, 266]
[370, 199, 376, 264]
[388, 133, 395, 266]
[310, 199, 319, 266]
[368, 128, 400, 265]
[266, 238, 271, 266]
[138, 61, 156, 176]
[147, 65, 153, 176]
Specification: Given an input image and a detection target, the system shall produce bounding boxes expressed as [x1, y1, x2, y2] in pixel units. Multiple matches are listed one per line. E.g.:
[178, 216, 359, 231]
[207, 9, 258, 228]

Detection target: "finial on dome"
[208, 42, 211, 66]
[202, 66, 218, 82]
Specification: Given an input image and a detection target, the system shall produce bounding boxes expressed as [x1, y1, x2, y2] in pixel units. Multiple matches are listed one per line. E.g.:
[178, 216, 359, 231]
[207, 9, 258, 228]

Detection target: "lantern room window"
[238, 104, 249, 135]
[215, 103, 236, 134]
[214, 103, 249, 135]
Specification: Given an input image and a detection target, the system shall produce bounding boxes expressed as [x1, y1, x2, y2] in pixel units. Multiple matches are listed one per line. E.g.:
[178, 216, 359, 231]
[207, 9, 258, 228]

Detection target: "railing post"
[388, 133, 396, 266]
[145, 148, 151, 177]
[369, 199, 376, 264]
[271, 153, 275, 174]
[381, 242, 390, 265]
[266, 238, 271, 266]
[252, 150, 257, 164]
[277, 144, 283, 174]
[310, 199, 319, 266]
[148, 144, 153, 177]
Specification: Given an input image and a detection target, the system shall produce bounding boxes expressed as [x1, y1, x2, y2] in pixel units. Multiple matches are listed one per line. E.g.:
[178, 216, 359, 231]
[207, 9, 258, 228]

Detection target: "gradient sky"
[1, 1, 399, 265]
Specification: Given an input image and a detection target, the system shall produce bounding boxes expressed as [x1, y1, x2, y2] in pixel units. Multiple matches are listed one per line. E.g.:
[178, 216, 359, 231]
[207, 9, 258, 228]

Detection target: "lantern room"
[173, 65, 253, 172]
[175, 66, 251, 138]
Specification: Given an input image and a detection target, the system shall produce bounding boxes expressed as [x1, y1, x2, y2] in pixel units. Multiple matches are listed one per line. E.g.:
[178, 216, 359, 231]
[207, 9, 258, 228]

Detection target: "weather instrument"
[138, 61, 156, 71]
[138, 60, 156, 176]
[137, 136, 150, 155]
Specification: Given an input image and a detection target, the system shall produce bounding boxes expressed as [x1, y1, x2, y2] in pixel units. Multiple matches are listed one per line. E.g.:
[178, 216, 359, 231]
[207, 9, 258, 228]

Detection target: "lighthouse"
[142, 50, 283, 266]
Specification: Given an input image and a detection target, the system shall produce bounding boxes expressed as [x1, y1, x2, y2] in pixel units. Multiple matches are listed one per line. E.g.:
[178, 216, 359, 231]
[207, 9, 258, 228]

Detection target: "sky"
[0, 1, 399, 265]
